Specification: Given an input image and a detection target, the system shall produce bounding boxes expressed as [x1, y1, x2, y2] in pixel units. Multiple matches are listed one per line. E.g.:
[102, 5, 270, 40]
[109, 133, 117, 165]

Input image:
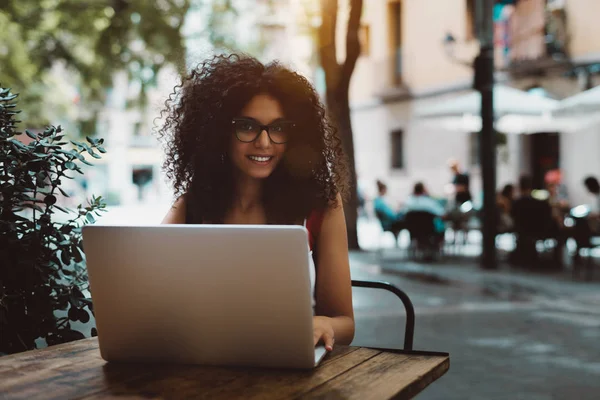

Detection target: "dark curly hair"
[157, 54, 349, 224]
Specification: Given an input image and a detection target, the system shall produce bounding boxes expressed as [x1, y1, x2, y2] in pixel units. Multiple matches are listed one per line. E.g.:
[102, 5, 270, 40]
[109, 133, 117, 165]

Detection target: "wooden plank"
[0, 339, 449, 400]
[183, 347, 381, 400]
[0, 338, 98, 366]
[0, 353, 109, 400]
[298, 352, 450, 400]
[0, 340, 374, 400]
[81, 347, 380, 399]
[0, 338, 103, 397]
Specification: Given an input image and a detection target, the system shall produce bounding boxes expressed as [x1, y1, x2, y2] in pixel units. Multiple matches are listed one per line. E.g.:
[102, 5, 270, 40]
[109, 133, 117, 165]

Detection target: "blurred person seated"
[497, 184, 515, 233]
[511, 175, 565, 269]
[373, 180, 405, 237]
[404, 182, 446, 228]
[403, 182, 446, 256]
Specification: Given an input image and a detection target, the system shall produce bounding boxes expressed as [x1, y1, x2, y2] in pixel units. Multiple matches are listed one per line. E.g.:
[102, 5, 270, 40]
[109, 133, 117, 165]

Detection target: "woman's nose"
[255, 129, 271, 148]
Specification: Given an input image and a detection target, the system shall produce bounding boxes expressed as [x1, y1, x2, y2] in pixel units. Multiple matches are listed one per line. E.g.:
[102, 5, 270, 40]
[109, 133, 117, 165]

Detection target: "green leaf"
[97, 146, 107, 154]
[72, 244, 83, 263]
[85, 146, 101, 159]
[57, 187, 70, 197]
[68, 306, 79, 320]
[60, 249, 71, 265]
[64, 162, 76, 170]
[56, 149, 76, 158]
[85, 213, 95, 224]
[30, 204, 44, 213]
[54, 205, 70, 213]
[9, 139, 27, 149]
[25, 130, 38, 140]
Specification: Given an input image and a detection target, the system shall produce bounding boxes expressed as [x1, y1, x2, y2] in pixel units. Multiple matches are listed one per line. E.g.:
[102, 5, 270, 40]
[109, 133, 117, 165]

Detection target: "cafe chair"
[403, 211, 443, 261]
[568, 205, 600, 281]
[351, 280, 449, 357]
[374, 210, 406, 260]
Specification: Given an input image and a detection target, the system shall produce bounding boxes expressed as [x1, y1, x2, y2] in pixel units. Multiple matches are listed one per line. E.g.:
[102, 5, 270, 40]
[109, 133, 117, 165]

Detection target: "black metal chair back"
[404, 211, 436, 240]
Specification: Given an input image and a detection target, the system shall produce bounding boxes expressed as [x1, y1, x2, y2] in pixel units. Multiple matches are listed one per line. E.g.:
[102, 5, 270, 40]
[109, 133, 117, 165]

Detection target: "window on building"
[391, 130, 404, 169]
[387, 0, 402, 85]
[132, 166, 154, 201]
[470, 131, 480, 166]
[133, 121, 142, 136]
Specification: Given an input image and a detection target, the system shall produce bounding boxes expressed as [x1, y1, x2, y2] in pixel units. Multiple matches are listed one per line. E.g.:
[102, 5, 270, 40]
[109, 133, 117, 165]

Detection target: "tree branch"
[340, 0, 363, 90]
[319, 0, 341, 92]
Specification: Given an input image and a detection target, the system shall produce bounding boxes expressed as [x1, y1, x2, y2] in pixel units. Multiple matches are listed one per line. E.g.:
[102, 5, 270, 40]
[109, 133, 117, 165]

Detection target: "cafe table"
[0, 337, 449, 399]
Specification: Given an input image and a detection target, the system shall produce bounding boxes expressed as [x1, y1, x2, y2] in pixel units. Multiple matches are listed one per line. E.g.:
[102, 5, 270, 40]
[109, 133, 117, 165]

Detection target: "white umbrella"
[413, 85, 571, 134]
[552, 85, 600, 116]
[415, 85, 559, 118]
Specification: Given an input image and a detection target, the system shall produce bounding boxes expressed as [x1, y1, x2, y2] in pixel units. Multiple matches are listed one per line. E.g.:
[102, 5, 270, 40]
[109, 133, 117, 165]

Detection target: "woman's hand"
[313, 316, 335, 351]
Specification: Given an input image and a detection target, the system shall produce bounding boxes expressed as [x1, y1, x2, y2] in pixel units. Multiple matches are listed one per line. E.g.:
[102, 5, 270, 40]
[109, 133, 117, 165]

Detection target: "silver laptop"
[82, 224, 327, 369]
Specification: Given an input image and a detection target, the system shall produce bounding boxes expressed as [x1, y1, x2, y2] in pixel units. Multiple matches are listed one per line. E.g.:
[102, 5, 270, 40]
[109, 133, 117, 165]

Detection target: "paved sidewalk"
[348, 250, 600, 400]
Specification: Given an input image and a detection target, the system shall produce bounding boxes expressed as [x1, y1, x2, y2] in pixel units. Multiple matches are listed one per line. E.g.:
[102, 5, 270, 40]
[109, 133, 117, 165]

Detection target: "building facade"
[351, 0, 600, 207]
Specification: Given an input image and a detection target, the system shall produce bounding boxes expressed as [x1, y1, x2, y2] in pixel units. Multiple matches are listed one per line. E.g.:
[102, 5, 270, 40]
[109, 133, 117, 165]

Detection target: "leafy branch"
[1, 86, 107, 354]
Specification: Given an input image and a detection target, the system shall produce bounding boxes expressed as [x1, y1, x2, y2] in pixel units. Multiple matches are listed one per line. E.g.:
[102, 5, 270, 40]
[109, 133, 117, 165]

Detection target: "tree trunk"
[318, 0, 363, 249]
[327, 88, 359, 249]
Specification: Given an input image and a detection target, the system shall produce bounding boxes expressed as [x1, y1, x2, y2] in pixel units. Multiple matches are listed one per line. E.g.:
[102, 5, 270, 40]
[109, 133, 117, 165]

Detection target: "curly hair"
[157, 54, 349, 224]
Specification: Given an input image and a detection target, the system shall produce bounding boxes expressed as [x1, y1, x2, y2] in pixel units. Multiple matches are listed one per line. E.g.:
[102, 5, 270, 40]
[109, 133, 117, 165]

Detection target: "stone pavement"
[348, 250, 600, 400]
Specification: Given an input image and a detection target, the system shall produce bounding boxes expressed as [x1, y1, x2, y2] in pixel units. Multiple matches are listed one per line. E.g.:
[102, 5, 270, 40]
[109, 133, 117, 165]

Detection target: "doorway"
[530, 132, 560, 189]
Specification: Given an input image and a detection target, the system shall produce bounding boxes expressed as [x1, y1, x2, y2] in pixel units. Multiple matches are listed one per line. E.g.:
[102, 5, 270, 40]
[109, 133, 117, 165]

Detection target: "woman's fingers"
[322, 331, 335, 351]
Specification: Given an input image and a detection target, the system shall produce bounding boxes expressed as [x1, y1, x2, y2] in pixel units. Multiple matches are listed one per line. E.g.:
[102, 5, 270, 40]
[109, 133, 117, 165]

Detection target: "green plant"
[0, 87, 107, 355]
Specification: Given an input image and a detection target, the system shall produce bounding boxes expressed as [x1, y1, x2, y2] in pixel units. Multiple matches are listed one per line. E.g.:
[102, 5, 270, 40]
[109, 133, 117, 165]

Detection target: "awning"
[415, 85, 559, 118]
[416, 112, 599, 134]
[552, 85, 600, 116]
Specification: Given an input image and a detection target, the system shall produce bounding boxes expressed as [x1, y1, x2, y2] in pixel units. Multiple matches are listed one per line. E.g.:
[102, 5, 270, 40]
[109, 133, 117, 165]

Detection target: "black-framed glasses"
[231, 117, 296, 144]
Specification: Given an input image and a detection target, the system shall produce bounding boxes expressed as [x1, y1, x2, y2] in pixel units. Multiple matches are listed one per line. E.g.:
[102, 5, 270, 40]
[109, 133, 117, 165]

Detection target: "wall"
[350, 0, 477, 104]
[402, 0, 475, 93]
[565, 0, 600, 61]
[560, 120, 600, 207]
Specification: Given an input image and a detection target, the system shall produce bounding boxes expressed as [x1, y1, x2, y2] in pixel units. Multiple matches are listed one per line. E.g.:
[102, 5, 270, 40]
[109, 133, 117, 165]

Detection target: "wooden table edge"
[393, 355, 450, 400]
[0, 340, 450, 400]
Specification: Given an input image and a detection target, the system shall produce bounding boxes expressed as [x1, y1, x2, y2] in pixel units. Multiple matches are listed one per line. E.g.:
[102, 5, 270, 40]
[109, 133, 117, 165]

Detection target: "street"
[349, 251, 600, 400]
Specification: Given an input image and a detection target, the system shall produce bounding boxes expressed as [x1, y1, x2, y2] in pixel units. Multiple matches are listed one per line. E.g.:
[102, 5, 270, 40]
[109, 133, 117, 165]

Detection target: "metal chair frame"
[351, 279, 449, 357]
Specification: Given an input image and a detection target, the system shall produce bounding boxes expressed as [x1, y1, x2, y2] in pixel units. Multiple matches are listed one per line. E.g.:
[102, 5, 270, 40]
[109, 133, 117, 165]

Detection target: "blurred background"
[3, 0, 599, 232]
[3, 1, 600, 398]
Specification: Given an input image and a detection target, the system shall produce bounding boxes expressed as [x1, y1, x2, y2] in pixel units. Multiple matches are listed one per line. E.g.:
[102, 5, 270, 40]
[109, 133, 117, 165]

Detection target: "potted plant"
[0, 86, 106, 355]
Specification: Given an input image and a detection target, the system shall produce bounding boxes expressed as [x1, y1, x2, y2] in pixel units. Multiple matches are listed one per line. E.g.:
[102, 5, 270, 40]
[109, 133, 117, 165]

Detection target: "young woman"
[159, 54, 354, 351]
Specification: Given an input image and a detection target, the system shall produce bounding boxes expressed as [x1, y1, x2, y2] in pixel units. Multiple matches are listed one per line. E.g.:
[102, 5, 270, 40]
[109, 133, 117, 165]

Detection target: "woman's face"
[229, 93, 289, 180]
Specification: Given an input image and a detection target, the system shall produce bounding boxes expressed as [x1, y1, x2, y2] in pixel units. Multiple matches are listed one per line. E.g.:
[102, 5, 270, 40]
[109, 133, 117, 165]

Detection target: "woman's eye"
[271, 125, 283, 132]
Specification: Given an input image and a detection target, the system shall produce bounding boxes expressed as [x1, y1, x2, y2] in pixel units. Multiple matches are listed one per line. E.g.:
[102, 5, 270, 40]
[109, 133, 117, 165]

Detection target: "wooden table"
[0, 338, 449, 399]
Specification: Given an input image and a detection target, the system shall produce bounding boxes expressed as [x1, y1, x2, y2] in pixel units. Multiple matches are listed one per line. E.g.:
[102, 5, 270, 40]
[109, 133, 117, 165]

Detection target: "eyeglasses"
[231, 117, 296, 144]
